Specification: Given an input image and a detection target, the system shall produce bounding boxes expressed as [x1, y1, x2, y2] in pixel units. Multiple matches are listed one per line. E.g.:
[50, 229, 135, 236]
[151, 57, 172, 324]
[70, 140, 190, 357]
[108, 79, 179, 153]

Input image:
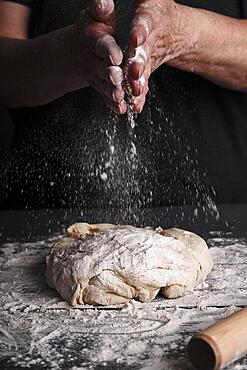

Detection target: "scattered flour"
[0, 231, 247, 369]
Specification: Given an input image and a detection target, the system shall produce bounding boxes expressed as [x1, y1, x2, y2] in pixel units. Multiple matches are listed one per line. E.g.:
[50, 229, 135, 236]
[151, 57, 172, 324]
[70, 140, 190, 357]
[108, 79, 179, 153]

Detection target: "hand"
[125, 0, 190, 113]
[74, 0, 127, 114]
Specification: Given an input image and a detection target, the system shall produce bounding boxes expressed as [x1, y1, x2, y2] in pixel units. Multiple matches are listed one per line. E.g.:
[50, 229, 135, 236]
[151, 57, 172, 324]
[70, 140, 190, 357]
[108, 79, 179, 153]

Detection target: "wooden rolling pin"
[188, 307, 247, 370]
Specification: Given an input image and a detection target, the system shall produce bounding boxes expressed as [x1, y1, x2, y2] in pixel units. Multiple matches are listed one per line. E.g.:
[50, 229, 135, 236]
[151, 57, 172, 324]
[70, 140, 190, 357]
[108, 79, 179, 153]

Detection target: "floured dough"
[46, 223, 213, 306]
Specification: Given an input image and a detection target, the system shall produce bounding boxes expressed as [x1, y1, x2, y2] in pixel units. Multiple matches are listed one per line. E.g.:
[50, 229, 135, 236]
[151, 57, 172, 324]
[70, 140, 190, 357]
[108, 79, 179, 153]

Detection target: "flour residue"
[1, 231, 247, 369]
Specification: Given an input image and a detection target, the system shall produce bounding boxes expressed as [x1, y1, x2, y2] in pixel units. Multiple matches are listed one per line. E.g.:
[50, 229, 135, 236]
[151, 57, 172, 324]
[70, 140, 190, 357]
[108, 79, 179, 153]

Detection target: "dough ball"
[46, 223, 213, 306]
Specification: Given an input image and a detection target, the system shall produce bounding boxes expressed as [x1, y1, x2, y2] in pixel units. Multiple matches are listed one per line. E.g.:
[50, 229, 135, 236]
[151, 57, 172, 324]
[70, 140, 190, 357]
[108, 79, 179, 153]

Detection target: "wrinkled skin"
[125, 0, 188, 113]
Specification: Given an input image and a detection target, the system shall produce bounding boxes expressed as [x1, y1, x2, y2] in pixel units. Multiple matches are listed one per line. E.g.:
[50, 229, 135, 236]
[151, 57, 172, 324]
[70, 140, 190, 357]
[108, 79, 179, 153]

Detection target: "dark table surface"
[0, 204, 247, 370]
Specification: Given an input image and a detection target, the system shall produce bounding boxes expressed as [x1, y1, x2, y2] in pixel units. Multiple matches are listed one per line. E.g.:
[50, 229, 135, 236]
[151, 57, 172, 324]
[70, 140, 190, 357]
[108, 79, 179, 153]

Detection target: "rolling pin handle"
[188, 336, 218, 370]
[188, 308, 247, 370]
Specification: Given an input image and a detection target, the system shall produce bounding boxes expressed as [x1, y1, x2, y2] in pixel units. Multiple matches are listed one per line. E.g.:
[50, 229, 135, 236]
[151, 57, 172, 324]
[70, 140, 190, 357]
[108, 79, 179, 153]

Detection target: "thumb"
[89, 0, 115, 25]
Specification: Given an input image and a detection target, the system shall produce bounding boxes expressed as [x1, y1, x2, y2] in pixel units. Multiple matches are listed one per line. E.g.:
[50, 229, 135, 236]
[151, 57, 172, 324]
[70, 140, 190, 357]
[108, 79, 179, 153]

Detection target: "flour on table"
[1, 230, 247, 369]
[46, 223, 213, 306]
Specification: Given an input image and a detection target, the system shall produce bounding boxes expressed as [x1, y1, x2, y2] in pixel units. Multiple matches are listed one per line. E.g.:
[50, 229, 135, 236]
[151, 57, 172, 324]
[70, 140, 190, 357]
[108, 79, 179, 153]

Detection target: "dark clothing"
[1, 0, 247, 209]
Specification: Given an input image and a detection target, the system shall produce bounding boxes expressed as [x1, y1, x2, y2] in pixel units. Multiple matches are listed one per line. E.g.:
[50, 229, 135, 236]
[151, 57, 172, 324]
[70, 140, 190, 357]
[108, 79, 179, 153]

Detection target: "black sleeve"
[0, 0, 32, 6]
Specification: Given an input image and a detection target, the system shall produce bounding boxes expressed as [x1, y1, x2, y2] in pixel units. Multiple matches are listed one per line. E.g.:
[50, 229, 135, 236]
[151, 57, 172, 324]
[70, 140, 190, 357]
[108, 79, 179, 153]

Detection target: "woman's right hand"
[74, 0, 127, 114]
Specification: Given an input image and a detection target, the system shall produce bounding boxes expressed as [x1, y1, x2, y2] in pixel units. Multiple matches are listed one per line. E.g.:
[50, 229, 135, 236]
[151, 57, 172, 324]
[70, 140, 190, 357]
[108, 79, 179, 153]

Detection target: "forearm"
[169, 4, 247, 91]
[0, 25, 87, 108]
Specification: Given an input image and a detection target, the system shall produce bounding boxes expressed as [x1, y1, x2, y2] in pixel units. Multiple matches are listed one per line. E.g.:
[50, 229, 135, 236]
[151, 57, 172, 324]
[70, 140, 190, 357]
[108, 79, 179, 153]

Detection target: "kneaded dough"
[46, 223, 213, 306]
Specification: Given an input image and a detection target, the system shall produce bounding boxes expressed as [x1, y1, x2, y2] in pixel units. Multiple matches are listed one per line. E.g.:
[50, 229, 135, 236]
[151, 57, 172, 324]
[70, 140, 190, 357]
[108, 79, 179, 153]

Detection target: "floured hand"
[74, 0, 127, 114]
[125, 0, 191, 113]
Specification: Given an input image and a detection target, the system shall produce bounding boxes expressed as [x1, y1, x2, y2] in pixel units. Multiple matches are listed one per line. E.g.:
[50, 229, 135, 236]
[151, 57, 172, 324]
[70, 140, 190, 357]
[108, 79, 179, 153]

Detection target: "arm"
[0, 0, 126, 113]
[169, 3, 247, 91]
[126, 0, 247, 112]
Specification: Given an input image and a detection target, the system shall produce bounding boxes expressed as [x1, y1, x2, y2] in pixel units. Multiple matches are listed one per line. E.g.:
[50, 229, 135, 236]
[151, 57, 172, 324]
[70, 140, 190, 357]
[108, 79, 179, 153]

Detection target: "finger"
[129, 9, 155, 48]
[88, 76, 127, 113]
[130, 64, 151, 96]
[126, 45, 148, 80]
[96, 35, 123, 65]
[89, 0, 115, 26]
[100, 80, 125, 103]
[127, 59, 145, 81]
[117, 99, 127, 114]
[97, 63, 124, 86]
[130, 77, 144, 97]
[105, 99, 127, 115]
[80, 11, 122, 65]
[131, 83, 149, 113]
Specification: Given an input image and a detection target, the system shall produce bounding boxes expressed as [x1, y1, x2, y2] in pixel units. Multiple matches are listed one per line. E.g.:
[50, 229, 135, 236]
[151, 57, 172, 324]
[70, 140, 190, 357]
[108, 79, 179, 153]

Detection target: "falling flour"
[0, 46, 220, 225]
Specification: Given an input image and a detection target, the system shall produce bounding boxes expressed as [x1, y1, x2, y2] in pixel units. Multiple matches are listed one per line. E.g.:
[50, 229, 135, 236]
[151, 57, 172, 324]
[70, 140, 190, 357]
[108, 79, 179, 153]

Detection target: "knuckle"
[108, 66, 123, 85]
[113, 88, 124, 102]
